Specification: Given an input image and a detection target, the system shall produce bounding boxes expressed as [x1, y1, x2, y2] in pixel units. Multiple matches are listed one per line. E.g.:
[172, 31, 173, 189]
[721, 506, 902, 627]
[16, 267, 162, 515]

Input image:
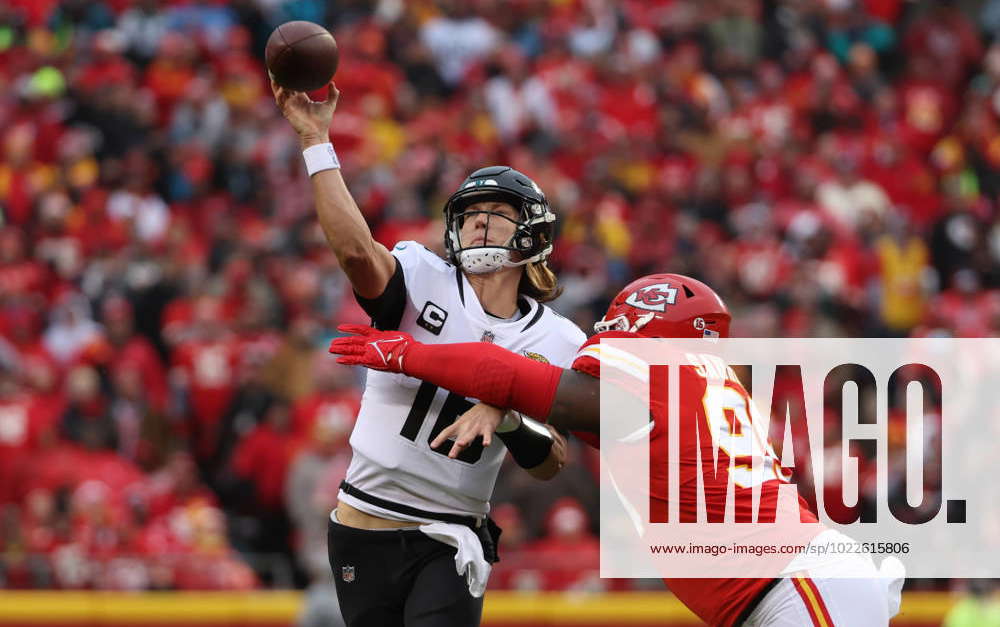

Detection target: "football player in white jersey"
[272, 82, 586, 626]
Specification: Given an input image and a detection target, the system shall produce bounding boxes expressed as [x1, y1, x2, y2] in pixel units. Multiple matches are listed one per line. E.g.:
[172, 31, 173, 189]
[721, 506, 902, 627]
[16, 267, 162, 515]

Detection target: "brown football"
[265, 21, 339, 92]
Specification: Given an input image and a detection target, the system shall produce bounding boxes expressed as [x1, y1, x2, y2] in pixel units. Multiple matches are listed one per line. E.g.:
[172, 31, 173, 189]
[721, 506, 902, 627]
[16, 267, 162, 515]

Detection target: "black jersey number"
[399, 381, 484, 463]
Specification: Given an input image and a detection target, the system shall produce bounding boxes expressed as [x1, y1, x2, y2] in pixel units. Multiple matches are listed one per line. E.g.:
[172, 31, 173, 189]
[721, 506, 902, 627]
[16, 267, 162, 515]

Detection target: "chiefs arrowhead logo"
[624, 283, 678, 312]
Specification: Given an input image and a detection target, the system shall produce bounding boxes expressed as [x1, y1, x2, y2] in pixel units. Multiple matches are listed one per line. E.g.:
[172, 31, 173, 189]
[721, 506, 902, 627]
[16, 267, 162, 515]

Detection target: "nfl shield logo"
[341, 566, 355, 583]
[480, 330, 495, 343]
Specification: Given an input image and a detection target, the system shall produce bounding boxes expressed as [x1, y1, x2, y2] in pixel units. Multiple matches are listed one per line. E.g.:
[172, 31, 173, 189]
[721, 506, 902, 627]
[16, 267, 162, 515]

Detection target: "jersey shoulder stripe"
[528, 306, 587, 361]
[520, 304, 545, 332]
[572, 331, 648, 381]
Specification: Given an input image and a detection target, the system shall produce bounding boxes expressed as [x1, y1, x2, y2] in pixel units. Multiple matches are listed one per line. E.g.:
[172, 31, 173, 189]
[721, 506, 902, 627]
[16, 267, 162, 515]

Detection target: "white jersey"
[338, 241, 585, 521]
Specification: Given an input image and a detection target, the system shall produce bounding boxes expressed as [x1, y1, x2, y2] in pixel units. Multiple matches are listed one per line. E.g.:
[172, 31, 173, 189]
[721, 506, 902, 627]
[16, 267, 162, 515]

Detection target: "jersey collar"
[455, 267, 541, 331]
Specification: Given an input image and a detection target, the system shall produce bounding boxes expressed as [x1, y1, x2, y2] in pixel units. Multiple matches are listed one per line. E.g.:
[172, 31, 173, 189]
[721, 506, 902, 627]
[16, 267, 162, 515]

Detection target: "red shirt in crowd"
[291, 391, 360, 440]
[232, 424, 301, 511]
[171, 337, 240, 456]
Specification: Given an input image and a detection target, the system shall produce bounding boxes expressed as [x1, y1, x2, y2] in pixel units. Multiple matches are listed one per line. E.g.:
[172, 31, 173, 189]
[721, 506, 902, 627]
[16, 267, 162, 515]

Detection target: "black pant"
[327, 518, 483, 627]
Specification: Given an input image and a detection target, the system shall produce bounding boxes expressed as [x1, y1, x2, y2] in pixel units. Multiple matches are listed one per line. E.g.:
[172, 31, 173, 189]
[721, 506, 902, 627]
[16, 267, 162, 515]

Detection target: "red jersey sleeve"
[570, 330, 638, 375]
[569, 331, 647, 449]
[571, 330, 651, 397]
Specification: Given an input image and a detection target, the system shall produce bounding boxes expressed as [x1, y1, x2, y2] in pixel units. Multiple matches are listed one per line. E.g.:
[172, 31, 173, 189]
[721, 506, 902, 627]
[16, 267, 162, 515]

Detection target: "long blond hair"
[519, 260, 562, 303]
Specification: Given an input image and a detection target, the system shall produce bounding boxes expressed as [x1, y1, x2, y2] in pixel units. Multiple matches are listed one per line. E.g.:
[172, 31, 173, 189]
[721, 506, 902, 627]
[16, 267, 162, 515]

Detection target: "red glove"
[329, 324, 417, 372]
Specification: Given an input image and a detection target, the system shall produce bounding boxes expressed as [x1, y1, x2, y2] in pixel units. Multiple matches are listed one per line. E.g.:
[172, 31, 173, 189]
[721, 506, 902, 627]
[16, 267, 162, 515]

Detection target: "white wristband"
[302, 142, 340, 176]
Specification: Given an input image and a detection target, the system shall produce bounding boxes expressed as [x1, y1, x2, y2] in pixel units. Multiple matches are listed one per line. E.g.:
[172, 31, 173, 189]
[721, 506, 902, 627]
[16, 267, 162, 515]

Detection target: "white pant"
[743, 531, 905, 626]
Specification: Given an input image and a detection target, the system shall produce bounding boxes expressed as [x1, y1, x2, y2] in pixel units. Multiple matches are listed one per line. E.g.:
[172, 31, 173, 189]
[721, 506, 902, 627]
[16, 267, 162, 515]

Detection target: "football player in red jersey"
[330, 274, 904, 626]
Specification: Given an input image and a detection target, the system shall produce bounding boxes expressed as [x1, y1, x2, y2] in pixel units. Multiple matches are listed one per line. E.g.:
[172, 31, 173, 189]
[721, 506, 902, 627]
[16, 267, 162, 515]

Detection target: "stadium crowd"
[0, 0, 997, 597]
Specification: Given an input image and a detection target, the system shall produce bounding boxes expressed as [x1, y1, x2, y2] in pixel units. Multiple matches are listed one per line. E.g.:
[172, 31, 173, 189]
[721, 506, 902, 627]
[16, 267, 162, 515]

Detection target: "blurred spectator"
[419, 0, 500, 87]
[488, 503, 542, 591]
[484, 44, 557, 143]
[903, 1, 982, 88]
[290, 359, 359, 439]
[59, 365, 111, 447]
[494, 441, 600, 540]
[285, 408, 352, 627]
[117, 0, 168, 64]
[568, 0, 617, 59]
[229, 397, 299, 576]
[98, 295, 168, 413]
[816, 153, 891, 229]
[707, 0, 763, 72]
[42, 293, 102, 366]
[169, 295, 240, 464]
[823, 1, 894, 66]
[262, 315, 323, 402]
[285, 410, 351, 581]
[0, 365, 59, 506]
[875, 215, 930, 334]
[108, 364, 173, 471]
[0, 228, 49, 303]
[519, 498, 601, 592]
[105, 152, 169, 244]
[936, 270, 999, 337]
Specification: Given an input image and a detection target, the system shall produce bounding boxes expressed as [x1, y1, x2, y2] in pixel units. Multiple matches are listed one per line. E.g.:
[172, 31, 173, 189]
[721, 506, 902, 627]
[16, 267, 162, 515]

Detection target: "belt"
[339, 480, 485, 529]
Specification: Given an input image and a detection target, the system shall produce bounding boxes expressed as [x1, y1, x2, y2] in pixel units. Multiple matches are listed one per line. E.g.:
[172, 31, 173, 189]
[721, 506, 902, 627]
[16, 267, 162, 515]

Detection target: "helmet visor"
[451, 203, 525, 259]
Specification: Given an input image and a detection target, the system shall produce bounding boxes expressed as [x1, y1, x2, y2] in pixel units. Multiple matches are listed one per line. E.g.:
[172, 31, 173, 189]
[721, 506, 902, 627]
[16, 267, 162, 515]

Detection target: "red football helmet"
[594, 274, 731, 339]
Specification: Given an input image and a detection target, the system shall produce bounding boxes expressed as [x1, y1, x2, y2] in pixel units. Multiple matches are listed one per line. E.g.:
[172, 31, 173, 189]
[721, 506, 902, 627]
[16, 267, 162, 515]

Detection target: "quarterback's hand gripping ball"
[329, 324, 416, 373]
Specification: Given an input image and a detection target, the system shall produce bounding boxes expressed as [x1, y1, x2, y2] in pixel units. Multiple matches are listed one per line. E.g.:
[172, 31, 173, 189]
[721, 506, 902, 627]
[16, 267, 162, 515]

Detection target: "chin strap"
[458, 245, 553, 274]
[458, 247, 514, 274]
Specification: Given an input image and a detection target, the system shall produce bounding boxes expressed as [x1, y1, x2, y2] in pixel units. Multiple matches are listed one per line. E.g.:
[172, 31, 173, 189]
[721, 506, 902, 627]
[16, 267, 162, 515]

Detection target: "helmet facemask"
[445, 191, 555, 275]
[450, 205, 522, 274]
[593, 311, 656, 334]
